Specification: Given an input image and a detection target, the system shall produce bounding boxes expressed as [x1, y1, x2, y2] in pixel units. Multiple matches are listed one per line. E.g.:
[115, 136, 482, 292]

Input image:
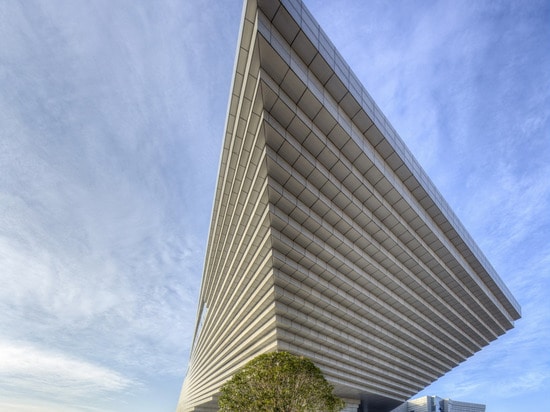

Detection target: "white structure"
[178, 0, 520, 410]
[391, 395, 485, 412]
[441, 398, 486, 412]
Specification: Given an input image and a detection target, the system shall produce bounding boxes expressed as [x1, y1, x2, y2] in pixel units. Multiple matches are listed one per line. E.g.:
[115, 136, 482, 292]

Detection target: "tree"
[219, 351, 345, 412]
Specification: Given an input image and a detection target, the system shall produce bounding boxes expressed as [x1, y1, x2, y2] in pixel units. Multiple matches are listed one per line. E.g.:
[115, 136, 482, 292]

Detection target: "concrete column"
[341, 398, 361, 412]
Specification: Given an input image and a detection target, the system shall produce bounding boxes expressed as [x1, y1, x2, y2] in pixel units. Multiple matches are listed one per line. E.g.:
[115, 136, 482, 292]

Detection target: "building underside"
[178, 0, 521, 411]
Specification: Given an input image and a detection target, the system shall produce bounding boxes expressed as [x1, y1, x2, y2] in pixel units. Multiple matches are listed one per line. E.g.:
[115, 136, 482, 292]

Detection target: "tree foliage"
[219, 351, 345, 412]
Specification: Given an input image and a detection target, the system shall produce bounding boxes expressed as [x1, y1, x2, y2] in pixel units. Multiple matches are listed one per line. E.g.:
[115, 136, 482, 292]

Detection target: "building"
[177, 0, 521, 410]
[391, 395, 486, 412]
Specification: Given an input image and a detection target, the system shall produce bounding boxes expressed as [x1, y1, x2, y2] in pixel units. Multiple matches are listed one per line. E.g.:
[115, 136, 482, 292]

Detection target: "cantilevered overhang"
[178, 0, 520, 411]
[254, 0, 520, 321]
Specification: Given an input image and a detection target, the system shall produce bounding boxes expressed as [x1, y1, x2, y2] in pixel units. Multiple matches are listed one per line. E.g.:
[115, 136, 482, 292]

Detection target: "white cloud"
[0, 0, 222, 392]
[0, 400, 100, 412]
[492, 371, 549, 398]
[0, 340, 133, 410]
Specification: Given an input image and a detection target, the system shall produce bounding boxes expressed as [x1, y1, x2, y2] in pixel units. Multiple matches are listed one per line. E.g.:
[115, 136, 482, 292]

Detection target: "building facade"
[391, 395, 486, 412]
[178, 0, 521, 410]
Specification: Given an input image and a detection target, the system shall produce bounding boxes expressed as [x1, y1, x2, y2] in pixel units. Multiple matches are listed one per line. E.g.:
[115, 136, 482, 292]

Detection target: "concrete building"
[391, 395, 486, 412]
[178, 0, 521, 410]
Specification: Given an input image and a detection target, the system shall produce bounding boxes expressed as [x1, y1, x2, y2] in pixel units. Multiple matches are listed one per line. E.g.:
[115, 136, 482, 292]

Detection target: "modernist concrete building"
[391, 395, 486, 412]
[178, 0, 521, 410]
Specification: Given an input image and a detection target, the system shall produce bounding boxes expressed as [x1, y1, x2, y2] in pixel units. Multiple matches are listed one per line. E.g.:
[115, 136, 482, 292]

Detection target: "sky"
[0, 0, 548, 411]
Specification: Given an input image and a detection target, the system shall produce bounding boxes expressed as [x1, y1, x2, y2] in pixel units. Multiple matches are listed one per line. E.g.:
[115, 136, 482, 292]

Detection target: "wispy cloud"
[491, 371, 549, 398]
[0, 0, 241, 410]
[0, 340, 133, 411]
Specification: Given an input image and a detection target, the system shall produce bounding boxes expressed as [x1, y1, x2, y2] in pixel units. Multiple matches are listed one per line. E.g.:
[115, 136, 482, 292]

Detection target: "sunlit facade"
[178, 0, 521, 410]
[391, 395, 485, 412]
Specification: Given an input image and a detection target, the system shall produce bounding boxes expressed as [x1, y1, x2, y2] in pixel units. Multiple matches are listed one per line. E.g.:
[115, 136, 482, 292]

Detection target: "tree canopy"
[218, 351, 345, 412]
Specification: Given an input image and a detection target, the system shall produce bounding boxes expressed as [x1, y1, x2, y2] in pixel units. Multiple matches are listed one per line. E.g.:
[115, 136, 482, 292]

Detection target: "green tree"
[219, 351, 345, 412]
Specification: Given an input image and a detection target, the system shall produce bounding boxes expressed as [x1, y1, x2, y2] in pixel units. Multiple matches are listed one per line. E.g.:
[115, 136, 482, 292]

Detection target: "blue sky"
[0, 0, 548, 411]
